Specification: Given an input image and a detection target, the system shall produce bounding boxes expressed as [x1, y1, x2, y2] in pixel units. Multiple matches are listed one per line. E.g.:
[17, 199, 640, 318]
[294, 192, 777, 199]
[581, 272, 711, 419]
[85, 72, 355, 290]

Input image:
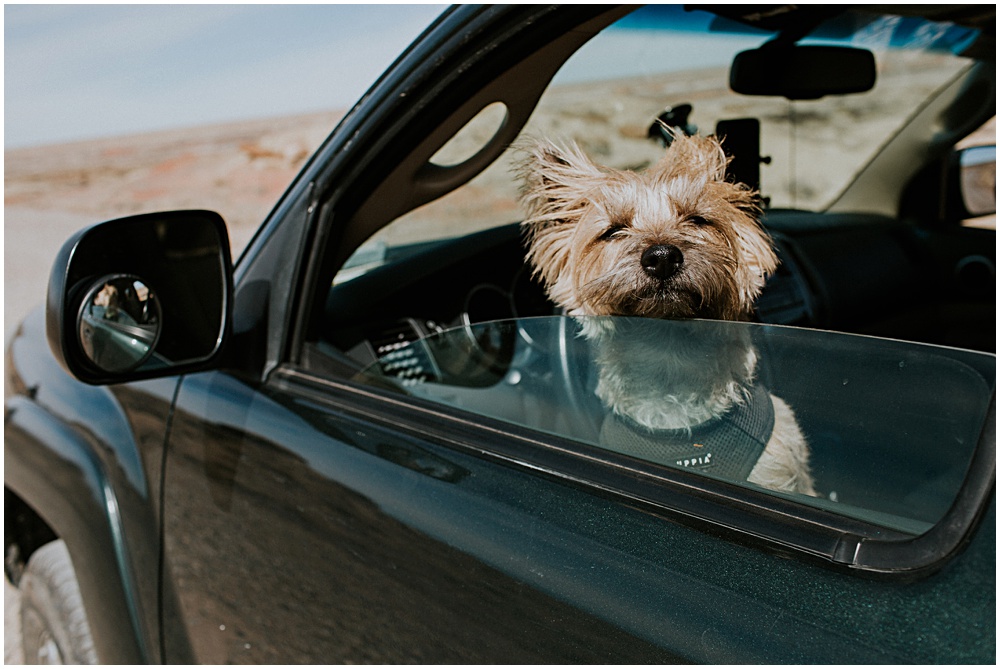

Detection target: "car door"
[160, 368, 674, 663]
[158, 313, 994, 664]
[160, 367, 687, 663]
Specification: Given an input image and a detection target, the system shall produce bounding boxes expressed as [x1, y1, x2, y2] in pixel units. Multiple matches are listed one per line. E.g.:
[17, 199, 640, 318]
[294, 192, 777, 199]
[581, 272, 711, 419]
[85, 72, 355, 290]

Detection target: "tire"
[19, 540, 98, 664]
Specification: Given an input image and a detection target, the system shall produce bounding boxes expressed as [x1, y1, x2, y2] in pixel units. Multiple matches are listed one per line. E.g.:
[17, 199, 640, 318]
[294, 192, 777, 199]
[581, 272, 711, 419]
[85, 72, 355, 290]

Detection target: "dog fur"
[517, 133, 816, 495]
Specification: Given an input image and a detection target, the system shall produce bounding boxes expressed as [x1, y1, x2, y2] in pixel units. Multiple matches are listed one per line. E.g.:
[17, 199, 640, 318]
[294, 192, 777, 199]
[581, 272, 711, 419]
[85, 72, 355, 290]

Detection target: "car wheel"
[19, 540, 98, 664]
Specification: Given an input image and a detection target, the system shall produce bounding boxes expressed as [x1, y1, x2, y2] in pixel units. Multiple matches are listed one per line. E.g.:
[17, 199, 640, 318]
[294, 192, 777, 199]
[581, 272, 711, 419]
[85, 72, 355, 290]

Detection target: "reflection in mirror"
[78, 275, 162, 373]
[355, 316, 995, 535]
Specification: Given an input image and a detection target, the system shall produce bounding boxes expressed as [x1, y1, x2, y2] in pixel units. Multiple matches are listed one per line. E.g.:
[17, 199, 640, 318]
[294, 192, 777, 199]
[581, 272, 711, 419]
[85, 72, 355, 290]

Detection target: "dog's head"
[518, 133, 777, 320]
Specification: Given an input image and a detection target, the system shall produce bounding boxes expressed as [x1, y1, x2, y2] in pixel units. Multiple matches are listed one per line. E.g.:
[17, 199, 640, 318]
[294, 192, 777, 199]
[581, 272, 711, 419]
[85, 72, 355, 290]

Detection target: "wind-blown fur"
[518, 133, 815, 495]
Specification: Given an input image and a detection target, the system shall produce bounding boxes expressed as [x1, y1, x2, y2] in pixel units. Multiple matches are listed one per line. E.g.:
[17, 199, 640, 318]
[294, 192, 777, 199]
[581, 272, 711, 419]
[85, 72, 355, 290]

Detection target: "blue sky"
[4, 4, 446, 148]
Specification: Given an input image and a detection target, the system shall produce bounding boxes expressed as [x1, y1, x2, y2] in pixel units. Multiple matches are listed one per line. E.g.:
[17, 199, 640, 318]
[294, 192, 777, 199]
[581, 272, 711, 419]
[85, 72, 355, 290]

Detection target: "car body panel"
[154, 364, 995, 663]
[160, 370, 675, 663]
[5, 312, 157, 662]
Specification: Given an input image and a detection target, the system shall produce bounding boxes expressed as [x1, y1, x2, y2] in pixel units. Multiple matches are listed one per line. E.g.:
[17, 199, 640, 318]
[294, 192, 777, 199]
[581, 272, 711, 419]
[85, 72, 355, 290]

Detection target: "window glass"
[354, 315, 995, 535]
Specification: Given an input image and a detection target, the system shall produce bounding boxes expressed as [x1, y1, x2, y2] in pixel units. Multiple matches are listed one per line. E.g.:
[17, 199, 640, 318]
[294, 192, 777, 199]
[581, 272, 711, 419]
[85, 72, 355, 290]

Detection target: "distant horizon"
[4, 104, 350, 152]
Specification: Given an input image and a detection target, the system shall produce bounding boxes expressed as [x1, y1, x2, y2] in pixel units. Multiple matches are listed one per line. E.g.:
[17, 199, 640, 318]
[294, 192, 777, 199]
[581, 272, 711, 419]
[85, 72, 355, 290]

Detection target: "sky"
[6, 4, 957, 150]
[4, 4, 447, 148]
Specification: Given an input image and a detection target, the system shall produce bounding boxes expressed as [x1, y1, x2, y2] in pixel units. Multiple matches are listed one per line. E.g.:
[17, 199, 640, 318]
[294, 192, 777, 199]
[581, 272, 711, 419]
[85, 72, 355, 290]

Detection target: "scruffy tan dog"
[517, 133, 815, 495]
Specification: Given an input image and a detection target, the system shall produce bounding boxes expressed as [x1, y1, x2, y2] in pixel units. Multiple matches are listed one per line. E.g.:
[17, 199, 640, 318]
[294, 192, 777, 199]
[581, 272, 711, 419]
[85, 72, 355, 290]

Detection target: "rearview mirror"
[46, 210, 233, 384]
[730, 45, 876, 100]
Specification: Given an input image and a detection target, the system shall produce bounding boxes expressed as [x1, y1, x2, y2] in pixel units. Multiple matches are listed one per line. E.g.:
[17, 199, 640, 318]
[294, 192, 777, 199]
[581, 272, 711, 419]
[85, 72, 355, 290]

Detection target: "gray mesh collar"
[599, 382, 775, 481]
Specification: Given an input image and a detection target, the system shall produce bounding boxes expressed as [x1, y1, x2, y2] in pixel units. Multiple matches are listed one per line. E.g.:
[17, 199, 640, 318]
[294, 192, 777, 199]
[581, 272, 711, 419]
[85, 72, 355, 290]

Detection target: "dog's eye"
[688, 216, 712, 227]
[599, 225, 627, 241]
[599, 226, 625, 241]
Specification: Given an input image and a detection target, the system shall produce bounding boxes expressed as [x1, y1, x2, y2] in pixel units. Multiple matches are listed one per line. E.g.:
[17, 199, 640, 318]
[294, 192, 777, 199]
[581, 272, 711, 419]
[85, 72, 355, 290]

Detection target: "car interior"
[300, 5, 996, 529]
[315, 5, 994, 359]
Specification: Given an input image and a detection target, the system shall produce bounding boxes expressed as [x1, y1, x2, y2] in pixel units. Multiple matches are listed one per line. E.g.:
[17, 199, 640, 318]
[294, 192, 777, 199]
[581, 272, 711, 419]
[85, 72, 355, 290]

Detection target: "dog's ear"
[704, 178, 777, 310]
[516, 137, 604, 213]
[732, 198, 778, 309]
[735, 221, 778, 302]
[516, 138, 603, 288]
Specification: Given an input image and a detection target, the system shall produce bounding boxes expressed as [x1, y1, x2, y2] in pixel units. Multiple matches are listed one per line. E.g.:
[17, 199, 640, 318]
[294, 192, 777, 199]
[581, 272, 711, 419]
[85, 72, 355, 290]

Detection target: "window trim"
[271, 365, 996, 579]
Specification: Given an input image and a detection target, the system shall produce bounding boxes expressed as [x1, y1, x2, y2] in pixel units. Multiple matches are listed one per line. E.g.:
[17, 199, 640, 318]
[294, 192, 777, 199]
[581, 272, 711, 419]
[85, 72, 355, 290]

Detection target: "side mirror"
[46, 210, 233, 385]
[730, 45, 876, 100]
[957, 144, 996, 218]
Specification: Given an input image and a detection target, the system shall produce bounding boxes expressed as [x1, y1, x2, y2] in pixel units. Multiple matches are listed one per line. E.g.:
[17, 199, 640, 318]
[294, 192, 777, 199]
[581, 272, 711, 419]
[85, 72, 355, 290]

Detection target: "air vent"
[368, 319, 438, 385]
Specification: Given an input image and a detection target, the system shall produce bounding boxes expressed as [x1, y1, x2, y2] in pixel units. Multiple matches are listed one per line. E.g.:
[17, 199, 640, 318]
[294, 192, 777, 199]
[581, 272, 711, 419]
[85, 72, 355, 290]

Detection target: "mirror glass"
[78, 274, 162, 373]
[959, 145, 996, 217]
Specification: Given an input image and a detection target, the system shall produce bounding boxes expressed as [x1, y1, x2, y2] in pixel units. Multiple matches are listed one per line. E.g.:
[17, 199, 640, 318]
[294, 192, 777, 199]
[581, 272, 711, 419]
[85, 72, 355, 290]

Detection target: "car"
[5, 4, 995, 664]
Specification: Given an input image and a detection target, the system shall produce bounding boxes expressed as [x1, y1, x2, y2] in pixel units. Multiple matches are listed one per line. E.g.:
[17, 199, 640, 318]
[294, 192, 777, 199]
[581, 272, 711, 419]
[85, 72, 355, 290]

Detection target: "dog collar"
[598, 382, 775, 482]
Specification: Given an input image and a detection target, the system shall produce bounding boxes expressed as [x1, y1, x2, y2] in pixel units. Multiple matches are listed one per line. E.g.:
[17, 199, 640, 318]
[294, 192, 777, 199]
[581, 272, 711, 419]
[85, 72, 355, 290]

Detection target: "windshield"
[548, 6, 976, 211]
[355, 315, 995, 535]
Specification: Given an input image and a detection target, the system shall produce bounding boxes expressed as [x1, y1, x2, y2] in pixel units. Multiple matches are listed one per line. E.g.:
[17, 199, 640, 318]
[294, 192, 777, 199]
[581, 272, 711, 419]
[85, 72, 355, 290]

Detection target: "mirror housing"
[730, 45, 876, 100]
[46, 210, 234, 385]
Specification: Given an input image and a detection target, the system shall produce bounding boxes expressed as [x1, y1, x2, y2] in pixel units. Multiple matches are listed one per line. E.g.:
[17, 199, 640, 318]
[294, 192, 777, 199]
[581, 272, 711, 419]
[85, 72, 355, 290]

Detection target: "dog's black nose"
[641, 244, 683, 280]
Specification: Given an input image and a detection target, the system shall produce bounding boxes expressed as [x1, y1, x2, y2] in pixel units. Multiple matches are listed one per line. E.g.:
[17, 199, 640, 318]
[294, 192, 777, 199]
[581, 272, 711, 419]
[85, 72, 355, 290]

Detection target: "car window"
[353, 315, 994, 536]
[299, 4, 993, 564]
[334, 5, 978, 280]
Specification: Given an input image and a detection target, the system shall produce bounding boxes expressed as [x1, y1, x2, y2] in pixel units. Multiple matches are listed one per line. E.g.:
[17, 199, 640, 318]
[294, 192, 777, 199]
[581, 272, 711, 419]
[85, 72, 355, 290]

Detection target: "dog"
[517, 132, 816, 495]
